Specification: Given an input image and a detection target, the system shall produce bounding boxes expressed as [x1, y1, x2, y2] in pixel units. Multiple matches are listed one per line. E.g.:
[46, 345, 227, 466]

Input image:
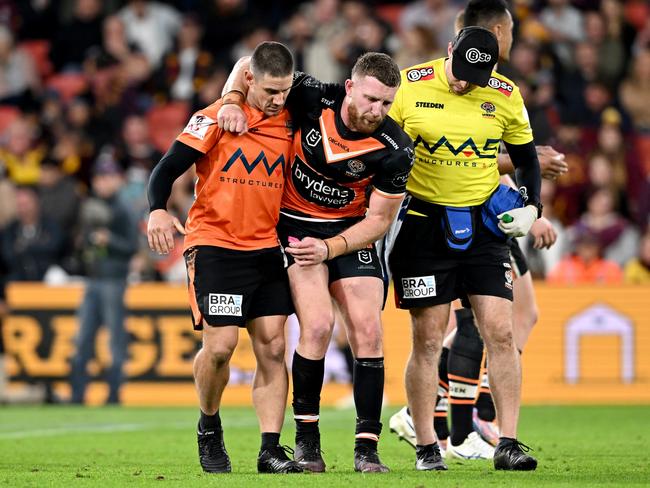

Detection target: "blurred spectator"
[550, 123, 589, 224]
[540, 0, 585, 69]
[572, 187, 639, 267]
[49, 0, 105, 72]
[116, 114, 161, 218]
[83, 15, 152, 143]
[190, 65, 227, 113]
[333, 2, 390, 73]
[278, 9, 313, 71]
[508, 39, 554, 94]
[69, 153, 138, 405]
[300, 0, 347, 83]
[619, 47, 650, 133]
[0, 116, 46, 186]
[14, 0, 58, 41]
[156, 13, 213, 102]
[201, 0, 262, 63]
[555, 42, 601, 125]
[118, 0, 182, 70]
[38, 157, 82, 232]
[0, 168, 16, 228]
[583, 10, 626, 89]
[547, 227, 623, 284]
[399, 0, 457, 51]
[1, 185, 64, 281]
[0, 25, 41, 106]
[624, 229, 650, 284]
[230, 25, 274, 68]
[585, 152, 628, 218]
[600, 0, 636, 65]
[520, 179, 567, 279]
[393, 24, 442, 70]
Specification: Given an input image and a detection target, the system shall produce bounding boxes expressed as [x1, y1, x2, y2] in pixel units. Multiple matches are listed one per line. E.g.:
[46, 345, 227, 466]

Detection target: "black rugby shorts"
[278, 213, 383, 283]
[389, 203, 514, 309]
[184, 245, 293, 328]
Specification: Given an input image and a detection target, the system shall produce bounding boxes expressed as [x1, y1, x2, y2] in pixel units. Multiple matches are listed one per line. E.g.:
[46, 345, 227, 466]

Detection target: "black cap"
[451, 26, 499, 87]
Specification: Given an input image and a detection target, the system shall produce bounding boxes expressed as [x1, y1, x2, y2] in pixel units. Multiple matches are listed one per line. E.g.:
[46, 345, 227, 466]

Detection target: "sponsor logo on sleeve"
[208, 293, 243, 316]
[487, 77, 513, 97]
[182, 114, 216, 140]
[401, 275, 436, 298]
[406, 66, 435, 82]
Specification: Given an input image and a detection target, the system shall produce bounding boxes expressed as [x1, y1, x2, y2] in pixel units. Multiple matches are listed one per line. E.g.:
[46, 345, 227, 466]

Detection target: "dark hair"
[463, 0, 509, 29]
[351, 52, 401, 88]
[250, 41, 294, 78]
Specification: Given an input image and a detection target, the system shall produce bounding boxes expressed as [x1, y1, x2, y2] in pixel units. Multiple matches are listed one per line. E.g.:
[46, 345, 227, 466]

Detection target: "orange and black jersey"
[281, 72, 414, 221]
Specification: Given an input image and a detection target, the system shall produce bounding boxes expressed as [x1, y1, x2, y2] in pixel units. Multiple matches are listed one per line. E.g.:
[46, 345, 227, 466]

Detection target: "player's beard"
[347, 102, 382, 134]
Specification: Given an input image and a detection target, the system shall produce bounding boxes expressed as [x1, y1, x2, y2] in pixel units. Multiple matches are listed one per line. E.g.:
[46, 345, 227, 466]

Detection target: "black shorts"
[184, 245, 293, 328]
[508, 239, 529, 277]
[278, 212, 383, 283]
[389, 199, 514, 309]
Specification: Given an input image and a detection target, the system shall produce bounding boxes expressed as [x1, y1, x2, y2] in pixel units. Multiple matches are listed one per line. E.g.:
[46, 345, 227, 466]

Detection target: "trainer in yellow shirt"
[387, 27, 542, 472]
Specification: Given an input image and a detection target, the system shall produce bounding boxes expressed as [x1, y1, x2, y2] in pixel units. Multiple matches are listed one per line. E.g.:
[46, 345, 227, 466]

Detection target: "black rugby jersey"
[281, 72, 414, 220]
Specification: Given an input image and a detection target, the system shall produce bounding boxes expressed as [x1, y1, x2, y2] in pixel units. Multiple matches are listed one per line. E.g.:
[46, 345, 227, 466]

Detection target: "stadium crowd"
[0, 0, 648, 286]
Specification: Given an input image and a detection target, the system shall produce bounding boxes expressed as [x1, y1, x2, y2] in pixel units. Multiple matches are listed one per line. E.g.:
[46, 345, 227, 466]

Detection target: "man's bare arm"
[218, 57, 251, 135]
[286, 191, 403, 266]
[498, 145, 568, 180]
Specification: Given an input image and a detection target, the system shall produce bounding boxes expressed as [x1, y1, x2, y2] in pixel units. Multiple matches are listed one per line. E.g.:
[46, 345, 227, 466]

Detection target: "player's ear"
[244, 70, 254, 87]
[447, 41, 453, 56]
[344, 78, 353, 98]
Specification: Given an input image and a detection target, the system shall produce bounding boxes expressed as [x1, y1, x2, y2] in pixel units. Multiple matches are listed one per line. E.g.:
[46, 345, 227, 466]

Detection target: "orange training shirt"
[178, 99, 293, 251]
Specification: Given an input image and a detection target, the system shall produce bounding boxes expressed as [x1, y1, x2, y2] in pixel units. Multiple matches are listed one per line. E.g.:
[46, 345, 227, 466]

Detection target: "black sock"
[448, 308, 483, 446]
[476, 360, 496, 422]
[199, 410, 221, 432]
[292, 351, 325, 438]
[434, 347, 450, 441]
[339, 344, 354, 381]
[353, 357, 384, 450]
[261, 432, 280, 450]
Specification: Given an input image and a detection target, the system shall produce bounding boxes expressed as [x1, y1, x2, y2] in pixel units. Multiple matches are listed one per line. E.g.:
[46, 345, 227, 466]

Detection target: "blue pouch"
[441, 206, 474, 251]
[481, 184, 525, 239]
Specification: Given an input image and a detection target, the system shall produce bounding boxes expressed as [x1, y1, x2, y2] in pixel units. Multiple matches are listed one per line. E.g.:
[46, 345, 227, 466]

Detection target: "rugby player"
[147, 42, 302, 474]
[218, 52, 414, 473]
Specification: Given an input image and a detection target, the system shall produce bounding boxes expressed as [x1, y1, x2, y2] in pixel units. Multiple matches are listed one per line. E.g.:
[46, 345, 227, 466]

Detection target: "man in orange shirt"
[146, 42, 302, 474]
[547, 229, 623, 284]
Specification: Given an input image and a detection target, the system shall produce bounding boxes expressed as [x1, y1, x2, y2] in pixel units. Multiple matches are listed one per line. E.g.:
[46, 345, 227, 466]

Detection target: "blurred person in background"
[37, 157, 82, 273]
[1, 185, 64, 281]
[155, 13, 213, 102]
[619, 47, 650, 133]
[393, 25, 442, 70]
[0, 116, 46, 187]
[118, 0, 181, 70]
[547, 227, 622, 284]
[399, 0, 457, 52]
[69, 152, 138, 405]
[49, 0, 105, 73]
[539, 0, 584, 69]
[572, 187, 639, 268]
[624, 229, 650, 284]
[0, 25, 41, 107]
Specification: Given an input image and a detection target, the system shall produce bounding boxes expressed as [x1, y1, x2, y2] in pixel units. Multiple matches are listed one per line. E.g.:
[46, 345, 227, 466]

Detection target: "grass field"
[1, 405, 648, 487]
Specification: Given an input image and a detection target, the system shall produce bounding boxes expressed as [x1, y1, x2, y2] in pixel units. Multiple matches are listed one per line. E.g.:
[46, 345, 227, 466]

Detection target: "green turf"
[0, 405, 648, 487]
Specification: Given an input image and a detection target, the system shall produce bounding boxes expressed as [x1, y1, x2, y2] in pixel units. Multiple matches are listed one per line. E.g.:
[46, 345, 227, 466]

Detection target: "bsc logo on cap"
[465, 48, 492, 64]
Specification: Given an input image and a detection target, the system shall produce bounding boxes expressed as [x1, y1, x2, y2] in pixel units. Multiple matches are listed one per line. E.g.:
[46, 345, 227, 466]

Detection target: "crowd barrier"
[3, 283, 649, 405]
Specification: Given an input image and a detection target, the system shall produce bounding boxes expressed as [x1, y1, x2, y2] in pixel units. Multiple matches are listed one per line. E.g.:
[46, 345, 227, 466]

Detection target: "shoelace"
[299, 438, 325, 457]
[418, 444, 442, 461]
[503, 439, 533, 453]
